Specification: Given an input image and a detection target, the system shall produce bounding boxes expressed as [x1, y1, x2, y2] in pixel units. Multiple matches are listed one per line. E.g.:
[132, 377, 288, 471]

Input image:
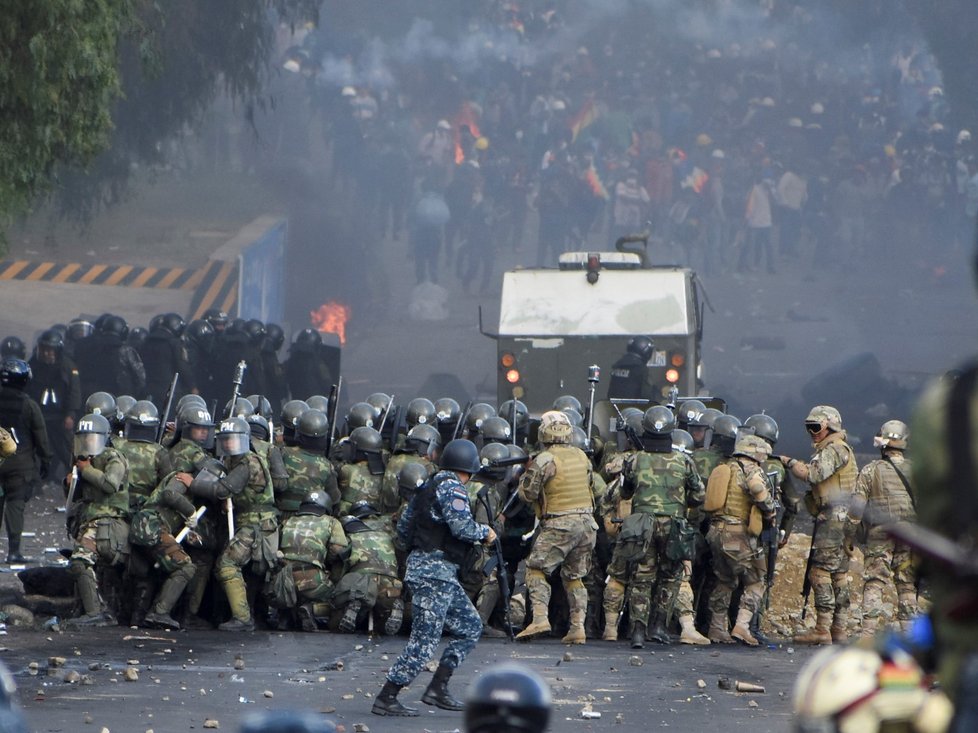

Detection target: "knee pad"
[526, 568, 547, 585]
[563, 577, 585, 593]
[605, 578, 625, 594]
[215, 565, 239, 584]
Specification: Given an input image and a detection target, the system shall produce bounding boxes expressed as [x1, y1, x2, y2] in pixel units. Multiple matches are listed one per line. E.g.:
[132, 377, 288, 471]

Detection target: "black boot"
[371, 680, 419, 717]
[6, 538, 24, 564]
[630, 622, 645, 649]
[421, 664, 465, 711]
[647, 613, 675, 645]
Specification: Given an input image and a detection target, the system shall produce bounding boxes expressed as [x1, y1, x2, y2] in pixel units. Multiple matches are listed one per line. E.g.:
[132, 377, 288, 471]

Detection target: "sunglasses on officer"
[805, 422, 823, 434]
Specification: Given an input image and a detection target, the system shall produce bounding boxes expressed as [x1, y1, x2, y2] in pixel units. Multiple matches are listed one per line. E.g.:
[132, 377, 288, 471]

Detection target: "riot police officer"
[607, 336, 655, 400]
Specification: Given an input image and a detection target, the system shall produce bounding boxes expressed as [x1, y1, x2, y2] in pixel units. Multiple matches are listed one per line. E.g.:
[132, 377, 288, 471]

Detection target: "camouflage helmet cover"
[806, 405, 842, 433]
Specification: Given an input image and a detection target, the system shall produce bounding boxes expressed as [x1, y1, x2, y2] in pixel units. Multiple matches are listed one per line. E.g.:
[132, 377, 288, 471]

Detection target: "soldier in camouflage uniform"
[213, 417, 279, 632]
[247, 412, 289, 507]
[329, 501, 402, 635]
[780, 405, 858, 644]
[602, 407, 704, 648]
[273, 491, 348, 631]
[849, 420, 917, 636]
[704, 435, 776, 646]
[167, 405, 218, 626]
[515, 411, 597, 645]
[127, 458, 221, 629]
[66, 413, 130, 627]
[382, 424, 439, 511]
[337, 427, 397, 515]
[372, 439, 493, 717]
[279, 408, 339, 515]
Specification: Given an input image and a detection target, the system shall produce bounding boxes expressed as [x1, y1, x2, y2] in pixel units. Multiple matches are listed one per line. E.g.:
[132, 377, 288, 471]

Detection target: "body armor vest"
[411, 475, 473, 566]
[541, 446, 593, 514]
[813, 434, 857, 510]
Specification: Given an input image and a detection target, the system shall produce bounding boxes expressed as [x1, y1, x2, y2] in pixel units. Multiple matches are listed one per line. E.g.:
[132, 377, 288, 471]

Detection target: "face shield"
[217, 432, 250, 457]
[74, 432, 107, 457]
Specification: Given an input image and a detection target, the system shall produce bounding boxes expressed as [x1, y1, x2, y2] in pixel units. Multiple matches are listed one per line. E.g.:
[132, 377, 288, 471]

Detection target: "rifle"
[478, 487, 515, 640]
[325, 378, 342, 455]
[156, 372, 180, 444]
[584, 365, 600, 448]
[760, 478, 783, 611]
[611, 402, 643, 451]
[800, 518, 819, 620]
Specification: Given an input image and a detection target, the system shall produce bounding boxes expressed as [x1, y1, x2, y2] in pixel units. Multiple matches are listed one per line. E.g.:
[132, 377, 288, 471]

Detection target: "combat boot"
[647, 612, 675, 645]
[515, 603, 551, 641]
[218, 617, 255, 632]
[831, 623, 849, 644]
[678, 614, 710, 645]
[144, 611, 181, 630]
[217, 570, 254, 631]
[339, 600, 361, 633]
[482, 624, 507, 639]
[794, 611, 832, 645]
[5, 539, 25, 564]
[421, 664, 465, 711]
[561, 580, 587, 644]
[371, 680, 419, 717]
[297, 604, 318, 633]
[708, 616, 734, 644]
[602, 617, 619, 642]
[731, 608, 759, 647]
[630, 621, 645, 649]
[384, 598, 404, 636]
[67, 611, 116, 628]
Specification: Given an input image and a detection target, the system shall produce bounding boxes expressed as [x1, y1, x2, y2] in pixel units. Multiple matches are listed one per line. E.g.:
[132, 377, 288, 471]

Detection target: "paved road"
[4, 626, 814, 733]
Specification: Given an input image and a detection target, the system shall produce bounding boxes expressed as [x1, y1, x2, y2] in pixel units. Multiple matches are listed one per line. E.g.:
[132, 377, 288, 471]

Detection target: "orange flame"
[310, 301, 350, 346]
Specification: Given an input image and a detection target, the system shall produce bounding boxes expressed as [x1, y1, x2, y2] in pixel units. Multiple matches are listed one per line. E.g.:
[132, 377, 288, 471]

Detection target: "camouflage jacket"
[338, 461, 396, 515]
[693, 446, 723, 483]
[252, 438, 289, 495]
[280, 513, 349, 569]
[143, 472, 198, 534]
[169, 438, 208, 474]
[342, 515, 398, 577]
[113, 437, 172, 500]
[75, 447, 130, 523]
[623, 449, 704, 518]
[223, 452, 277, 522]
[280, 446, 340, 512]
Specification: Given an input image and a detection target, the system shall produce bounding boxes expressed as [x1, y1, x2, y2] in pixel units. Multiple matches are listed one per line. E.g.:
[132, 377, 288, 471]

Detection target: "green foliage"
[0, 0, 132, 242]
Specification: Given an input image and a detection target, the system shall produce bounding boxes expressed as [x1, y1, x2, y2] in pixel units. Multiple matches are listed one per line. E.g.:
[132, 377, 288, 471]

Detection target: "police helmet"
[349, 426, 383, 460]
[642, 406, 676, 436]
[480, 416, 512, 444]
[124, 400, 160, 442]
[216, 416, 251, 456]
[347, 401, 378, 430]
[176, 394, 207, 414]
[280, 399, 309, 445]
[792, 646, 952, 733]
[263, 323, 285, 352]
[439, 439, 482, 474]
[180, 405, 215, 428]
[677, 399, 708, 429]
[127, 327, 148, 350]
[247, 414, 270, 442]
[98, 314, 129, 340]
[225, 397, 255, 419]
[671, 428, 694, 454]
[405, 423, 440, 458]
[114, 395, 136, 428]
[712, 414, 742, 440]
[186, 320, 215, 348]
[805, 405, 843, 434]
[552, 395, 583, 413]
[699, 407, 723, 428]
[85, 391, 117, 418]
[479, 442, 511, 480]
[627, 336, 655, 362]
[622, 409, 643, 436]
[297, 409, 330, 451]
[74, 413, 112, 457]
[161, 313, 186, 337]
[465, 403, 497, 433]
[350, 500, 379, 519]
[464, 662, 552, 733]
[178, 405, 215, 448]
[243, 319, 265, 345]
[434, 397, 461, 426]
[0, 359, 30, 390]
[397, 462, 431, 500]
[745, 413, 780, 447]
[203, 309, 230, 331]
[560, 407, 584, 428]
[36, 329, 64, 353]
[365, 392, 392, 414]
[406, 397, 436, 427]
[298, 491, 331, 517]
[568, 426, 590, 452]
[291, 328, 322, 352]
[733, 434, 771, 463]
[874, 419, 909, 451]
[0, 337, 25, 360]
[66, 318, 94, 343]
[245, 395, 272, 416]
[306, 394, 330, 414]
[498, 400, 529, 431]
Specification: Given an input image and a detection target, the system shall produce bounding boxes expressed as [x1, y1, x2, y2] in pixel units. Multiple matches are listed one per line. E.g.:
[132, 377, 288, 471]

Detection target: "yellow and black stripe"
[0, 258, 241, 319]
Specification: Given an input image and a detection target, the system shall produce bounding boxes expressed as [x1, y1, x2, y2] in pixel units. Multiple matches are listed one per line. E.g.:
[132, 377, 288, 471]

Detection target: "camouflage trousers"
[386, 575, 482, 687]
[524, 513, 598, 581]
[862, 537, 917, 628]
[706, 523, 765, 621]
[329, 571, 403, 631]
[675, 560, 695, 617]
[607, 515, 682, 627]
[291, 563, 334, 603]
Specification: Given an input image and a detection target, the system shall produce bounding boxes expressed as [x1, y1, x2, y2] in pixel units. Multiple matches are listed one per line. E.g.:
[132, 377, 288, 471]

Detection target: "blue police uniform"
[386, 469, 489, 687]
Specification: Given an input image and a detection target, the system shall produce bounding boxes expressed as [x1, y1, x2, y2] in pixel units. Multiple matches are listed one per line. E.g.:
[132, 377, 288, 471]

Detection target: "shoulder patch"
[451, 497, 468, 511]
